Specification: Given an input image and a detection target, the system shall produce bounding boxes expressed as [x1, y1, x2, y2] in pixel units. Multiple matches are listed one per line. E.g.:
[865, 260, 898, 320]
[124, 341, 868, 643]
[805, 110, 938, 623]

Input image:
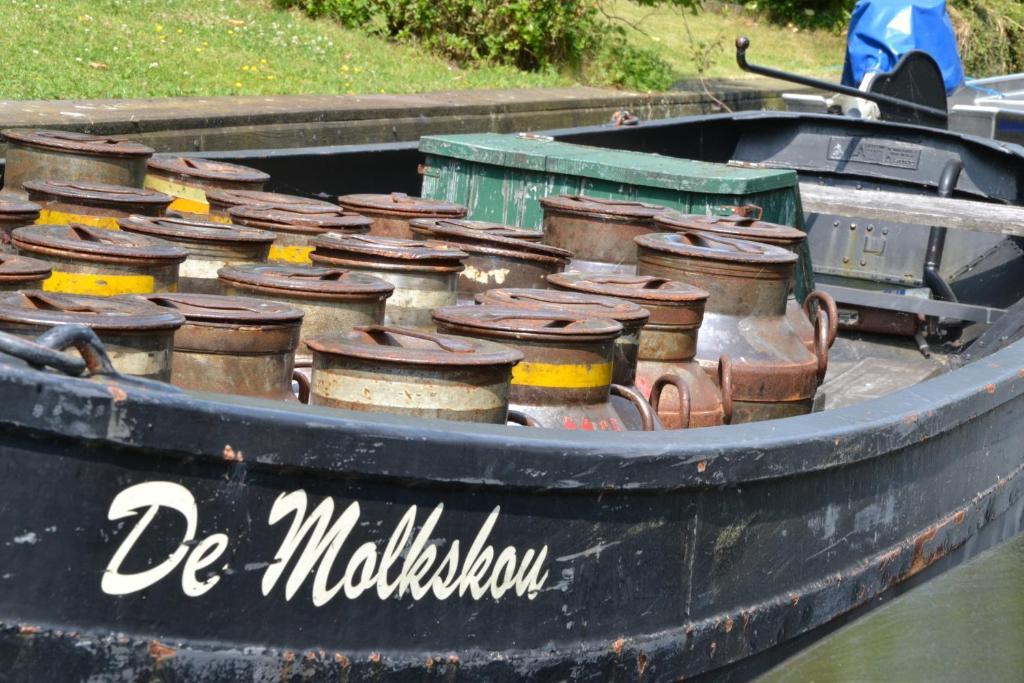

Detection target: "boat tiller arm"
[735, 37, 948, 122]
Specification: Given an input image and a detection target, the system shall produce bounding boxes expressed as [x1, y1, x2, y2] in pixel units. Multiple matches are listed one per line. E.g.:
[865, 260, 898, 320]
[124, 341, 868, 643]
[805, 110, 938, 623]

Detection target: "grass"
[607, 1, 847, 80]
[1, 0, 846, 101]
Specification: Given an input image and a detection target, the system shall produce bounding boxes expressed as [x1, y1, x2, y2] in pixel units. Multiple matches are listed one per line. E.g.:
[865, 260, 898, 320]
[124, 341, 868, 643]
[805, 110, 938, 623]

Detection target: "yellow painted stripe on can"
[206, 213, 233, 224]
[268, 244, 313, 264]
[144, 175, 210, 214]
[43, 270, 156, 296]
[511, 360, 612, 389]
[37, 209, 121, 230]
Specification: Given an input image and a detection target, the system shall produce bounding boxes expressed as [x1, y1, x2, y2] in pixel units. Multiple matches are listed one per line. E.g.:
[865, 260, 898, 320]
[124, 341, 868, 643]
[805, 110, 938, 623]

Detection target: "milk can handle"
[813, 313, 830, 384]
[650, 374, 692, 430]
[356, 325, 475, 353]
[718, 354, 734, 425]
[292, 367, 312, 404]
[803, 290, 838, 348]
[610, 383, 660, 431]
[506, 410, 540, 427]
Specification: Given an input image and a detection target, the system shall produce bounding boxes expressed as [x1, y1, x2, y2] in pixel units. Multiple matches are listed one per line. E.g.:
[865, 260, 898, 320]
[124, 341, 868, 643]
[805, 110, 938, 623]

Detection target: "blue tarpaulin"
[842, 0, 964, 94]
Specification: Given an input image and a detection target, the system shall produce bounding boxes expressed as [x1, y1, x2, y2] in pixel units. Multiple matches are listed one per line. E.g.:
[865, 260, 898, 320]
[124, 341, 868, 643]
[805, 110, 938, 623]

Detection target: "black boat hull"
[0, 333, 1022, 680]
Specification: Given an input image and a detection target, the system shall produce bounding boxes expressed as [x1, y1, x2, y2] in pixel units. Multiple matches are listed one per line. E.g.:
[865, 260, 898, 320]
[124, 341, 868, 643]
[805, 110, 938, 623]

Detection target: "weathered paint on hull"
[0, 333, 1022, 680]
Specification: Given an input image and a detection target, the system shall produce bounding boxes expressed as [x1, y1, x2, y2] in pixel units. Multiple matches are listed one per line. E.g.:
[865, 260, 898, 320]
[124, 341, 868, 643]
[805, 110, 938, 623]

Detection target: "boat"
[3, 44, 1024, 681]
[950, 74, 1024, 145]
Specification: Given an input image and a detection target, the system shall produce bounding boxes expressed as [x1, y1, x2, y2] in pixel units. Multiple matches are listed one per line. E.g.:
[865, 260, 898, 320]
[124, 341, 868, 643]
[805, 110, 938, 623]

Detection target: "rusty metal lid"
[204, 189, 338, 212]
[408, 218, 543, 242]
[432, 305, 623, 342]
[406, 219, 570, 259]
[547, 273, 708, 304]
[539, 195, 667, 220]
[218, 263, 394, 300]
[228, 204, 373, 235]
[338, 192, 466, 218]
[23, 180, 172, 209]
[146, 293, 303, 326]
[1, 129, 154, 158]
[475, 288, 649, 326]
[311, 233, 468, 264]
[0, 254, 51, 283]
[0, 291, 184, 331]
[654, 209, 806, 246]
[307, 325, 522, 367]
[635, 231, 797, 265]
[12, 224, 189, 264]
[147, 156, 270, 184]
[0, 196, 41, 220]
[118, 215, 276, 245]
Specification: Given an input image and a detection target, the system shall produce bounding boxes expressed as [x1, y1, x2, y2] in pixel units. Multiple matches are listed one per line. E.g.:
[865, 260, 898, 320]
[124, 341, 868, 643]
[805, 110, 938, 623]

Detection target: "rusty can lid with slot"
[147, 157, 270, 184]
[23, 180, 172, 211]
[0, 254, 52, 285]
[475, 288, 649, 328]
[146, 292, 303, 353]
[547, 273, 707, 327]
[218, 263, 394, 301]
[118, 215, 276, 246]
[204, 189, 338, 214]
[1, 129, 154, 158]
[228, 204, 373, 235]
[539, 195, 667, 220]
[408, 218, 543, 242]
[0, 290, 184, 330]
[432, 305, 623, 342]
[310, 234, 468, 270]
[407, 219, 570, 261]
[338, 192, 466, 218]
[12, 224, 189, 265]
[307, 324, 523, 367]
[635, 230, 798, 265]
[0, 196, 41, 222]
[654, 207, 805, 247]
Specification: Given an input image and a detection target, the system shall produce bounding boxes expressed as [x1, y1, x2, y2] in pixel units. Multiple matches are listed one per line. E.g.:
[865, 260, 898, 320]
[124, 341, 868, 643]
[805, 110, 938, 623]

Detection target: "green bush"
[950, 0, 1024, 77]
[743, 0, 852, 30]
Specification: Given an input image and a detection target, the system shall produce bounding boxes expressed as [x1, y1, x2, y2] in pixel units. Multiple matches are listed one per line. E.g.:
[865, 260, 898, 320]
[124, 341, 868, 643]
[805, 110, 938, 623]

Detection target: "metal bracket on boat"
[817, 284, 1005, 325]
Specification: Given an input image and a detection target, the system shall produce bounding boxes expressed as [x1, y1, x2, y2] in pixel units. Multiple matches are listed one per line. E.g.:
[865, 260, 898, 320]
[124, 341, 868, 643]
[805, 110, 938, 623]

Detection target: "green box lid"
[419, 132, 797, 195]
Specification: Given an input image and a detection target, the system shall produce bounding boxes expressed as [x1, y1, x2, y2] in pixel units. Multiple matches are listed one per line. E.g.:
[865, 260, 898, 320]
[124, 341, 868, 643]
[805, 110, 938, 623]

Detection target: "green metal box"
[419, 132, 802, 229]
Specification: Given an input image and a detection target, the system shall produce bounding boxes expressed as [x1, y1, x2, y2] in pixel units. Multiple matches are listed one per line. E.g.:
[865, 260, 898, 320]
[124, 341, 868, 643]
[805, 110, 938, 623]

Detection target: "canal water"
[759, 532, 1024, 682]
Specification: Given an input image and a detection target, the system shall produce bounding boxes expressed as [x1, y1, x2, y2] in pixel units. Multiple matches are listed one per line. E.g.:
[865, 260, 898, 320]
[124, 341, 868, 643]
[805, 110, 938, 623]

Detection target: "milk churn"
[309, 234, 467, 328]
[146, 293, 303, 399]
[118, 215, 274, 294]
[1, 129, 153, 196]
[204, 189, 338, 223]
[217, 263, 393, 352]
[0, 197, 41, 252]
[12, 224, 187, 296]
[474, 287, 649, 387]
[23, 180, 171, 230]
[548, 272, 727, 429]
[408, 219, 570, 298]
[337, 193, 466, 239]
[0, 291, 182, 380]
[0, 254, 51, 292]
[306, 325, 522, 423]
[539, 195, 667, 273]
[636, 231, 827, 422]
[228, 204, 373, 265]
[431, 306, 659, 431]
[145, 157, 270, 217]
[654, 207, 838, 353]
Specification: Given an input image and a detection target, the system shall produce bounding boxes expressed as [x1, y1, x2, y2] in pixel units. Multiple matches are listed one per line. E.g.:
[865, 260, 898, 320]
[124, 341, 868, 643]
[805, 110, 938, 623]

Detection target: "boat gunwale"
[3, 332, 1023, 493]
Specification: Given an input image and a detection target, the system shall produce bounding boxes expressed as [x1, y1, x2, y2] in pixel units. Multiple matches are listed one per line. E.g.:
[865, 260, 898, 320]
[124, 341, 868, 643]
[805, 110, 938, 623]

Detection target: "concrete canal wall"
[0, 80, 795, 155]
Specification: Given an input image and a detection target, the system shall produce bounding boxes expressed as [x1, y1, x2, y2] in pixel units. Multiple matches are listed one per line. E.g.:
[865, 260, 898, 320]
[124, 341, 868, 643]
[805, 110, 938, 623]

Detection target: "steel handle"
[718, 354, 734, 424]
[803, 290, 839, 348]
[610, 383, 660, 431]
[356, 325, 475, 353]
[650, 373, 692, 430]
[293, 366, 312, 404]
[506, 410, 540, 427]
[813, 313, 830, 384]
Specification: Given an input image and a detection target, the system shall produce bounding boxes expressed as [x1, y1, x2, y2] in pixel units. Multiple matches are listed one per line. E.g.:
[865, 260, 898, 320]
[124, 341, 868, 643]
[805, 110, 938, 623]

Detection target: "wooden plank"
[799, 182, 1024, 237]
